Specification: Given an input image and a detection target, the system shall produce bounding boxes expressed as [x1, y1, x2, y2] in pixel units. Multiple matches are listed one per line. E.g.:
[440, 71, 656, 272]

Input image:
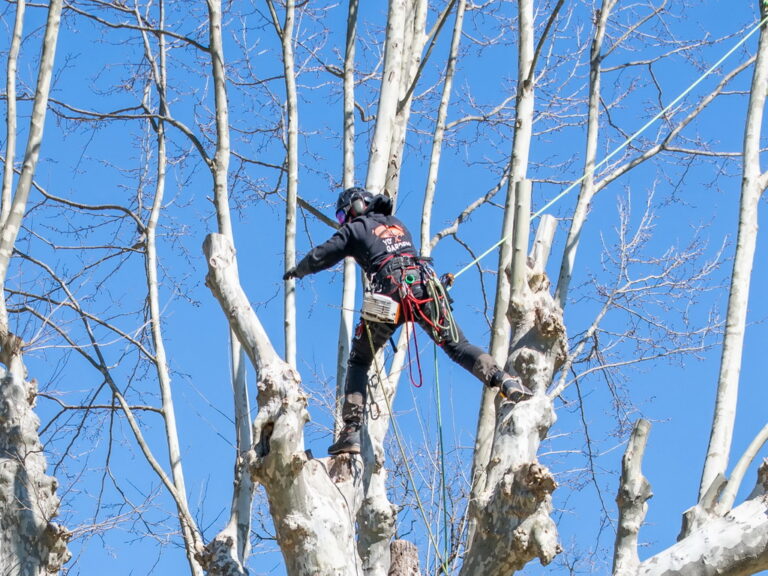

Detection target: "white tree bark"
[613, 419, 653, 576]
[638, 494, 768, 576]
[388, 540, 421, 576]
[357, 2, 427, 572]
[0, 2, 71, 572]
[336, 0, 359, 418]
[365, 0, 406, 194]
[554, 0, 615, 309]
[137, 3, 201, 570]
[203, 233, 365, 576]
[357, 366, 398, 576]
[382, 0, 426, 198]
[0, 0, 62, 316]
[717, 424, 768, 514]
[420, 0, 465, 255]
[269, 0, 300, 368]
[610, 428, 768, 576]
[698, 5, 768, 505]
[206, 0, 254, 566]
[1, 0, 23, 228]
[469, 0, 537, 543]
[462, 183, 565, 574]
[0, 340, 70, 575]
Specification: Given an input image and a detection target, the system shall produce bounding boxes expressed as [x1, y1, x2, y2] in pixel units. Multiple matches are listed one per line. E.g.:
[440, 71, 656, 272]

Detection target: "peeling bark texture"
[0, 340, 70, 575]
[204, 233, 364, 576]
[461, 257, 566, 574]
[679, 473, 726, 539]
[356, 3, 428, 569]
[357, 363, 398, 575]
[198, 530, 248, 576]
[748, 459, 768, 499]
[470, 0, 538, 527]
[388, 540, 421, 576]
[638, 495, 768, 576]
[613, 419, 653, 576]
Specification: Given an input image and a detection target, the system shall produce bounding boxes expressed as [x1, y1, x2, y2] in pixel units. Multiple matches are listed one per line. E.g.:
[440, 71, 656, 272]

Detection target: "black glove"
[283, 266, 299, 281]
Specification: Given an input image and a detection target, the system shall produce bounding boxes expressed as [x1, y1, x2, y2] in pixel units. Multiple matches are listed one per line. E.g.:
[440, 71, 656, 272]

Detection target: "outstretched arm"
[290, 225, 353, 279]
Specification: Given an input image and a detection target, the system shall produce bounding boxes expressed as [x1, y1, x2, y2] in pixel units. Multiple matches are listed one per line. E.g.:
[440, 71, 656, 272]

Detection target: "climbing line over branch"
[452, 14, 768, 281]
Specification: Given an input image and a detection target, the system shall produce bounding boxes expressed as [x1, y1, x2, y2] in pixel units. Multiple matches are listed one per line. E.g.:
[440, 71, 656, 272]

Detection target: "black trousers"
[345, 278, 490, 402]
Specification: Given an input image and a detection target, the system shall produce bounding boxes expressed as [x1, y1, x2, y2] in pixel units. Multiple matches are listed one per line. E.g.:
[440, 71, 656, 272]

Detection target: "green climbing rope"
[364, 321, 451, 574]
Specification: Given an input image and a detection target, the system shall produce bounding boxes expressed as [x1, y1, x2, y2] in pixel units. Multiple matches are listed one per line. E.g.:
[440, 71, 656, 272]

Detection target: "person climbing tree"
[284, 187, 532, 455]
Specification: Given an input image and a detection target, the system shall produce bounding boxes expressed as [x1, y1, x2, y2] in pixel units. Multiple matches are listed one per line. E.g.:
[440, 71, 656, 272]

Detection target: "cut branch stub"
[0, 330, 23, 370]
[678, 472, 726, 540]
[613, 419, 653, 576]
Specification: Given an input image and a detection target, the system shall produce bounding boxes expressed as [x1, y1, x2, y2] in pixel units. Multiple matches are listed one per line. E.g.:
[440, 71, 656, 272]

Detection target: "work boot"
[328, 393, 364, 455]
[490, 371, 533, 404]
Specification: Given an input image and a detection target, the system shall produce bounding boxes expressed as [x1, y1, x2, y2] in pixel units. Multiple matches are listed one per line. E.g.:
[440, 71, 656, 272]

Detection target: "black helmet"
[335, 187, 374, 224]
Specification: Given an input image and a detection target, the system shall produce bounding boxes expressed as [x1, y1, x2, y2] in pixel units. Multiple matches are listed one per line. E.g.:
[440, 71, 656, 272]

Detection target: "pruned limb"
[638, 493, 768, 576]
[679, 472, 726, 540]
[613, 419, 653, 576]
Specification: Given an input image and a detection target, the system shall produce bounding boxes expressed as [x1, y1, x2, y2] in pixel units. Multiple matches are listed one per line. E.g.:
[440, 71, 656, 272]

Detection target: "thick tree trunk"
[206, 0, 254, 565]
[204, 234, 364, 576]
[357, 2, 427, 572]
[366, 0, 406, 194]
[462, 205, 565, 574]
[0, 336, 70, 575]
[382, 0, 426, 198]
[469, 0, 537, 520]
[639, 494, 768, 576]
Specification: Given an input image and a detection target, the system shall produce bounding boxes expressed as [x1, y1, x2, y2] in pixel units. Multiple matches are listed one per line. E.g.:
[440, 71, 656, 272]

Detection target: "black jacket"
[294, 210, 415, 279]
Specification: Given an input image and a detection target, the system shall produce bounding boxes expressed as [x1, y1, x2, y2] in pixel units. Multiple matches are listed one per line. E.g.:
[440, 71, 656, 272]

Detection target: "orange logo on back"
[373, 224, 406, 240]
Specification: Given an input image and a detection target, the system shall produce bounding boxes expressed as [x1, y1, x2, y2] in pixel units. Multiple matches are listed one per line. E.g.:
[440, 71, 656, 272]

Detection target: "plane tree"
[2, 1, 767, 575]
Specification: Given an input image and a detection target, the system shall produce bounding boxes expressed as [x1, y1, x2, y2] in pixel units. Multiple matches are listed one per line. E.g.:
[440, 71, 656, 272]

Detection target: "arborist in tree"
[284, 187, 533, 455]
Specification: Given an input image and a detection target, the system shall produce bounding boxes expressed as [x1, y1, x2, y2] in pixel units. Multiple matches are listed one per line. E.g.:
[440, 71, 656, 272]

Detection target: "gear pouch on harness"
[361, 291, 400, 324]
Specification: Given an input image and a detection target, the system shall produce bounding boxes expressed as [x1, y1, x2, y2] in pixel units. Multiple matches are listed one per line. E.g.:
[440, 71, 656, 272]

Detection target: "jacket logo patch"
[373, 224, 406, 240]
